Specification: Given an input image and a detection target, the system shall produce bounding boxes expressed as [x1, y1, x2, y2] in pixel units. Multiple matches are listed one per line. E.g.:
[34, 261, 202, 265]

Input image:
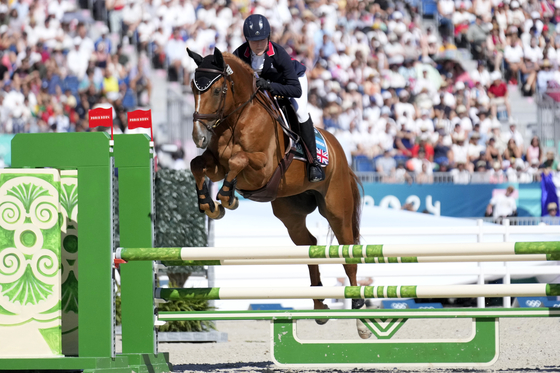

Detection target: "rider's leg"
[299, 115, 325, 182]
[291, 74, 325, 182]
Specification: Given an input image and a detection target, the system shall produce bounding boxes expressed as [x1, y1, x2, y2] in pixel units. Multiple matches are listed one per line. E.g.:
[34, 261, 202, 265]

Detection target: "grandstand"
[0, 0, 558, 216]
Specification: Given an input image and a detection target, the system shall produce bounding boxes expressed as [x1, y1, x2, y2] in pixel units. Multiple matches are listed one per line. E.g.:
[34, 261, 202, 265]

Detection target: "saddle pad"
[294, 128, 329, 167]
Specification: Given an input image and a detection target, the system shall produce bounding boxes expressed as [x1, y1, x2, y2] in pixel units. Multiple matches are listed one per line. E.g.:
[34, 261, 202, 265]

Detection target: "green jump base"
[0, 353, 171, 373]
[272, 318, 498, 367]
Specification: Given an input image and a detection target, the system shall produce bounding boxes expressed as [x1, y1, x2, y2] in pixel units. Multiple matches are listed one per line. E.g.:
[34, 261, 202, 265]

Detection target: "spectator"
[376, 150, 397, 182]
[545, 202, 559, 217]
[451, 161, 471, 183]
[488, 71, 512, 119]
[467, 15, 489, 60]
[526, 136, 543, 165]
[470, 60, 491, 87]
[416, 162, 434, 184]
[537, 59, 555, 92]
[166, 27, 186, 82]
[438, 0, 455, 38]
[486, 185, 517, 218]
[504, 37, 524, 85]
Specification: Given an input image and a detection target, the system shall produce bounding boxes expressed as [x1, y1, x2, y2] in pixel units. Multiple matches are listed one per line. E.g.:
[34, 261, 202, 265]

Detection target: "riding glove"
[256, 78, 272, 92]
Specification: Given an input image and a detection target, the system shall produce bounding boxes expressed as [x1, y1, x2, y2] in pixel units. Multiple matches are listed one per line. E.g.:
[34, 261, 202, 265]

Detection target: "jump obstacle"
[1, 132, 560, 371]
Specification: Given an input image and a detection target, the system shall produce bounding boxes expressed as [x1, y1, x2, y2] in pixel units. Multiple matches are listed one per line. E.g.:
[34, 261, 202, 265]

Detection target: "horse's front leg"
[191, 150, 226, 219]
[217, 151, 267, 204]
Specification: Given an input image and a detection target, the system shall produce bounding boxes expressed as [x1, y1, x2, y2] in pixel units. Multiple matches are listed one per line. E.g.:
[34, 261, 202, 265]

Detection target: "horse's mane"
[222, 52, 254, 77]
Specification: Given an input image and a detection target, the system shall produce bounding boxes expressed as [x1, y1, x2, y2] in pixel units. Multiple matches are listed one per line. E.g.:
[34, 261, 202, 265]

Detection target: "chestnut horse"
[188, 48, 370, 339]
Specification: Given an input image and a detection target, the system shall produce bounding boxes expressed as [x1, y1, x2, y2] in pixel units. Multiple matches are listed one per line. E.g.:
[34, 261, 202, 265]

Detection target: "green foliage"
[155, 170, 211, 332]
[157, 279, 215, 332]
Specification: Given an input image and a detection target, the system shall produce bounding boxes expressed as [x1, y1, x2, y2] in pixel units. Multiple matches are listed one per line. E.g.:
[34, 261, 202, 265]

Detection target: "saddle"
[236, 92, 314, 203]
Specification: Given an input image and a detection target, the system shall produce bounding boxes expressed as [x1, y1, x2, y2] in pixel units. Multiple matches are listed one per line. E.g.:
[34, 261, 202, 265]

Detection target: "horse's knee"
[190, 156, 206, 176]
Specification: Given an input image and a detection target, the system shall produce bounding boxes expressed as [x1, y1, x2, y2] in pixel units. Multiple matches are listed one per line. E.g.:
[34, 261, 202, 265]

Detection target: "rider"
[233, 14, 325, 183]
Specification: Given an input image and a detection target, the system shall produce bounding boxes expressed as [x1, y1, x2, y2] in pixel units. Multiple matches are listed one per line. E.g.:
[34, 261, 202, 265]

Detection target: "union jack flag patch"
[317, 148, 329, 165]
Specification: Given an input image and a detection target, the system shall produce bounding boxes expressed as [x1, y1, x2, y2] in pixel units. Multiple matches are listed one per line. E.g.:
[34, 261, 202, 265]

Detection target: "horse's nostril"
[201, 136, 206, 144]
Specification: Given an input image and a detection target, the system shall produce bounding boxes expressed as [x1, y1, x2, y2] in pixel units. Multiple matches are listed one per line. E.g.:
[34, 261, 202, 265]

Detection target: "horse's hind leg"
[271, 195, 330, 324]
[318, 180, 372, 339]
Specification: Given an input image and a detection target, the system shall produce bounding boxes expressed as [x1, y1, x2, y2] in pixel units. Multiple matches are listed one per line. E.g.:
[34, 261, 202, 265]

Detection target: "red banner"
[88, 107, 113, 128]
[127, 109, 152, 129]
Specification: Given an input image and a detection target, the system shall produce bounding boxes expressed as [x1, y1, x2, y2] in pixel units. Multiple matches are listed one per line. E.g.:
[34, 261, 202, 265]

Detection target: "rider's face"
[249, 39, 268, 56]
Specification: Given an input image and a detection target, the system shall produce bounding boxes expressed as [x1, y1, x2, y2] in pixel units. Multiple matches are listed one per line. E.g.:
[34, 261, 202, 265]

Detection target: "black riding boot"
[299, 116, 325, 182]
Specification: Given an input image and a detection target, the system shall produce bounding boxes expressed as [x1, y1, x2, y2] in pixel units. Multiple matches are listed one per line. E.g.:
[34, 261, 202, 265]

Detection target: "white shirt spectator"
[123, 2, 142, 25]
[502, 127, 524, 147]
[470, 68, 491, 86]
[334, 128, 357, 165]
[452, 142, 469, 163]
[197, 5, 217, 28]
[439, 0, 455, 17]
[460, 116, 473, 132]
[453, 10, 475, 24]
[479, 117, 493, 135]
[537, 69, 555, 91]
[504, 43, 524, 63]
[3, 89, 25, 118]
[78, 36, 95, 59]
[524, 44, 543, 63]
[175, 1, 196, 27]
[394, 101, 415, 120]
[377, 130, 396, 151]
[489, 193, 517, 218]
[511, 9, 526, 26]
[467, 141, 484, 159]
[451, 167, 471, 183]
[48, 0, 68, 20]
[166, 36, 186, 63]
[67, 46, 89, 79]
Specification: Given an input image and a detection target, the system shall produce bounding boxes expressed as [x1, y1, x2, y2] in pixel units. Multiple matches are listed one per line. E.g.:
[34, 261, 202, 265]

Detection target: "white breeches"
[289, 74, 309, 122]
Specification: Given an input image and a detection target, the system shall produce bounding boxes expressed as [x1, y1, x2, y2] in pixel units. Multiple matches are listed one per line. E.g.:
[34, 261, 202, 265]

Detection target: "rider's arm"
[269, 44, 302, 98]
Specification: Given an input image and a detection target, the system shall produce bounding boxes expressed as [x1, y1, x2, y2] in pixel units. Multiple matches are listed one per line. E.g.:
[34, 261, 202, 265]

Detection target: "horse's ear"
[187, 48, 203, 66]
[214, 48, 224, 69]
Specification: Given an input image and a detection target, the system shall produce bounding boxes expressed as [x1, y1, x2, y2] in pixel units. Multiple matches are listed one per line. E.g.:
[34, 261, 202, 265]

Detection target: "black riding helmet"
[243, 14, 270, 41]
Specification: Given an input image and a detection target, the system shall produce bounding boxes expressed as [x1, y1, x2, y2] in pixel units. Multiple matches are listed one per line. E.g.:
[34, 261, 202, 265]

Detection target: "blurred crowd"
[0, 0, 151, 134]
[144, 0, 560, 183]
[1, 0, 559, 184]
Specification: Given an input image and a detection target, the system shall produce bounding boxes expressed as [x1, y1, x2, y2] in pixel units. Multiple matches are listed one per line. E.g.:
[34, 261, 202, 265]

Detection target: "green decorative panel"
[0, 169, 62, 357]
[60, 170, 78, 356]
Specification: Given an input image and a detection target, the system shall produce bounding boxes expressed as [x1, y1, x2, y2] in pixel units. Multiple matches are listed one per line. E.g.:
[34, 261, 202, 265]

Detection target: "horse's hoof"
[357, 320, 373, 339]
[205, 202, 225, 220]
[314, 304, 330, 325]
[223, 196, 239, 210]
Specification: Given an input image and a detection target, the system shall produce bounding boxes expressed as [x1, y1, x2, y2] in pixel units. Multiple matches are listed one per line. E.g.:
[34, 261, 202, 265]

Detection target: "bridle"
[193, 64, 258, 132]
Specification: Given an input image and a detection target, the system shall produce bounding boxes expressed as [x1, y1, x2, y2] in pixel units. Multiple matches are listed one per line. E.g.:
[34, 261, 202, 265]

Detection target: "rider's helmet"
[243, 14, 270, 41]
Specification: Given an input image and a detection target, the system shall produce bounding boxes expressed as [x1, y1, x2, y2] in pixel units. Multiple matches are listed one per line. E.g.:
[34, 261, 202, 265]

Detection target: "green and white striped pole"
[157, 254, 556, 266]
[116, 242, 560, 261]
[155, 283, 560, 301]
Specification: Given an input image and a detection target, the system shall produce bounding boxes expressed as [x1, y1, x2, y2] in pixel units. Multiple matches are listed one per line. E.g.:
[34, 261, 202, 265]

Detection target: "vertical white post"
[476, 219, 484, 243]
[503, 263, 511, 308]
[502, 219, 511, 307]
[476, 219, 485, 308]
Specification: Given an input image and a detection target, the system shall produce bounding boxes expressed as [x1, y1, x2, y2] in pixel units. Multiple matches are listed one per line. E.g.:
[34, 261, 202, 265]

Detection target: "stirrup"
[308, 161, 325, 183]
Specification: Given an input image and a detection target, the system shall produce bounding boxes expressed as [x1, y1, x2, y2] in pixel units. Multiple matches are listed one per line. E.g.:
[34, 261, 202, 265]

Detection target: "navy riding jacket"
[233, 41, 306, 98]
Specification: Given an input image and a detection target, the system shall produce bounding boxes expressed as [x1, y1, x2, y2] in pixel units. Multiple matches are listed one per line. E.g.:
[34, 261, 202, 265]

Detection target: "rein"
[193, 65, 258, 132]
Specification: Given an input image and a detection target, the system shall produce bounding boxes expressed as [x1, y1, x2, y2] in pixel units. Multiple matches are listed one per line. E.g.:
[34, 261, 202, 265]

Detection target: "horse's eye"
[214, 87, 221, 95]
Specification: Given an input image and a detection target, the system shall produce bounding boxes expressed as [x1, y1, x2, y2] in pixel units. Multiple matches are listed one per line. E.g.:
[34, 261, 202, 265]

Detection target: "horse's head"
[188, 48, 235, 148]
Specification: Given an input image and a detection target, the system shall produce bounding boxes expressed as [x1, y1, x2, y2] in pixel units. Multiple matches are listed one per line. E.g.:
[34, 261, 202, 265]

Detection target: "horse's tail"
[349, 169, 362, 244]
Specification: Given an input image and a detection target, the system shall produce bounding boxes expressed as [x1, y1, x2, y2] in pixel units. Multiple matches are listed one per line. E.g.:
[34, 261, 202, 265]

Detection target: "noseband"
[193, 64, 258, 132]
